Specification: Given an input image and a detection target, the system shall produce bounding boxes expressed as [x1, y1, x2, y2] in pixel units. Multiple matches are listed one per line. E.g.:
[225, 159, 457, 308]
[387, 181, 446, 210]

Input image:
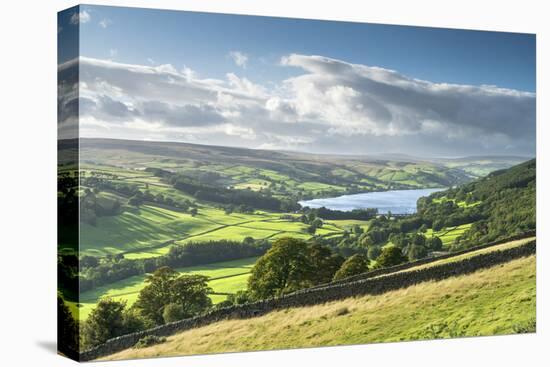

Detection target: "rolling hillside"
[79, 234, 535, 361]
[80, 138, 525, 197]
[102, 251, 535, 360]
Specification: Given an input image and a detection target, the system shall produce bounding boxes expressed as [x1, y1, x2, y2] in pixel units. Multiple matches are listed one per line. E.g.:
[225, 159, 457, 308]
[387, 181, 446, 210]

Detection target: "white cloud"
[228, 51, 249, 69]
[99, 18, 112, 28]
[279, 54, 535, 140]
[58, 54, 535, 156]
[70, 10, 90, 25]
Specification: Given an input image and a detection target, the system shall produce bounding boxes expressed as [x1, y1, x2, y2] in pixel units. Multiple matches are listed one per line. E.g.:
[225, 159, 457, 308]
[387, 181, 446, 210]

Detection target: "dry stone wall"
[80, 236, 536, 361]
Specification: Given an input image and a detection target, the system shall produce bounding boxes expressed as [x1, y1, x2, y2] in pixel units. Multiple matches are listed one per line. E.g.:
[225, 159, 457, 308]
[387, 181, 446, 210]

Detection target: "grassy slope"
[79, 202, 347, 258]
[103, 254, 535, 360]
[76, 236, 533, 321]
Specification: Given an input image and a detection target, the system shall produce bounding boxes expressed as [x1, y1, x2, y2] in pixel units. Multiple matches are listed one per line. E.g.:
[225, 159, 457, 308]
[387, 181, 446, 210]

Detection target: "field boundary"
[80, 235, 536, 361]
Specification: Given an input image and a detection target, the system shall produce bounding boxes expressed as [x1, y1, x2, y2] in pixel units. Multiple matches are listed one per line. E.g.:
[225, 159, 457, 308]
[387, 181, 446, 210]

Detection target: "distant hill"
[78, 138, 528, 198]
[421, 159, 536, 248]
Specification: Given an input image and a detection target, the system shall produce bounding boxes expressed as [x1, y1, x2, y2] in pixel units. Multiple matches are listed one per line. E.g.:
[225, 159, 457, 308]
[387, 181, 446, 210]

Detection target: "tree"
[80, 255, 99, 269]
[247, 238, 342, 299]
[411, 233, 426, 247]
[227, 290, 252, 305]
[432, 219, 444, 231]
[58, 295, 78, 355]
[162, 303, 185, 323]
[215, 290, 253, 309]
[242, 236, 255, 246]
[248, 238, 315, 299]
[128, 194, 142, 207]
[333, 254, 370, 280]
[375, 246, 407, 268]
[134, 267, 211, 325]
[352, 224, 364, 235]
[426, 236, 443, 251]
[82, 298, 127, 348]
[308, 243, 344, 284]
[367, 245, 382, 260]
[406, 244, 428, 261]
[311, 218, 324, 228]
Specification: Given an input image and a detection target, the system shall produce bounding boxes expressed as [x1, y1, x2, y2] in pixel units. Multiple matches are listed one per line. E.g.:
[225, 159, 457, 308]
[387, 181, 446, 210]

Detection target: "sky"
[58, 5, 536, 157]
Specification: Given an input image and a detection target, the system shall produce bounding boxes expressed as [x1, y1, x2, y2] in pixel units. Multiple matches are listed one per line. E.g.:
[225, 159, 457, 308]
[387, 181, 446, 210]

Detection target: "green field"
[74, 257, 259, 320]
[102, 254, 536, 360]
[425, 223, 473, 247]
[432, 196, 481, 208]
[80, 201, 347, 259]
[76, 139, 524, 261]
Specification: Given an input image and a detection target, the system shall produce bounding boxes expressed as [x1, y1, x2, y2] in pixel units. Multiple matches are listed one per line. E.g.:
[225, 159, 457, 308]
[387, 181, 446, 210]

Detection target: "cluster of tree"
[80, 239, 270, 292]
[388, 232, 443, 261]
[80, 188, 122, 226]
[449, 159, 536, 249]
[169, 174, 300, 212]
[80, 267, 212, 349]
[81, 174, 194, 212]
[58, 295, 79, 355]
[73, 236, 436, 350]
[126, 189, 195, 213]
[58, 254, 79, 299]
[223, 203, 255, 215]
[303, 206, 378, 221]
[247, 238, 345, 299]
[361, 159, 535, 252]
[297, 212, 325, 234]
[246, 237, 412, 299]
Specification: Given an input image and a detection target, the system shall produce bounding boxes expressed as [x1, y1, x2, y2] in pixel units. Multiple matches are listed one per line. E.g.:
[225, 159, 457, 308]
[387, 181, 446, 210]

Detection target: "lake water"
[298, 188, 446, 215]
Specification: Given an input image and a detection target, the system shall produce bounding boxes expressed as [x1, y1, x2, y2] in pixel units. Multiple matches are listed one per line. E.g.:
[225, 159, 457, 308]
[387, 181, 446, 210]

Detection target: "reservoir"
[298, 188, 446, 215]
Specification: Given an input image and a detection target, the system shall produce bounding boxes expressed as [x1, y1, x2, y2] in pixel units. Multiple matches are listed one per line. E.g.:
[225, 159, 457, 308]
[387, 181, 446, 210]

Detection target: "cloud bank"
[58, 54, 535, 157]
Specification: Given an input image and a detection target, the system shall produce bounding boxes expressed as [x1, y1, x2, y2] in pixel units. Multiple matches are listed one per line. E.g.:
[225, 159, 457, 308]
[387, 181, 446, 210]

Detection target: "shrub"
[134, 335, 167, 349]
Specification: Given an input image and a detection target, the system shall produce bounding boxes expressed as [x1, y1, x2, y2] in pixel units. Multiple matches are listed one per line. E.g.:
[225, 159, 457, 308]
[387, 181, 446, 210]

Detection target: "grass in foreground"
[103, 255, 536, 360]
